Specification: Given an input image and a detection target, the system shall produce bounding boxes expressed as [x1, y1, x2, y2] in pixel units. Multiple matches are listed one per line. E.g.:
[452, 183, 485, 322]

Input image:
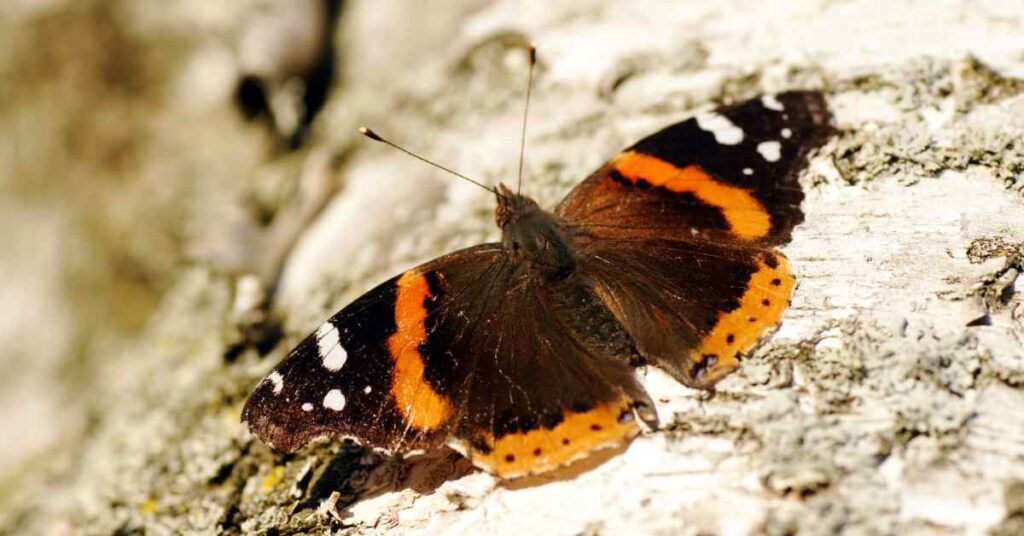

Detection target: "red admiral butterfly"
[243, 48, 832, 478]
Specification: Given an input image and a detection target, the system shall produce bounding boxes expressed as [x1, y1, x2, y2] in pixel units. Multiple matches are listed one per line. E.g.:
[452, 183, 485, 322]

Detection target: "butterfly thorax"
[495, 183, 576, 282]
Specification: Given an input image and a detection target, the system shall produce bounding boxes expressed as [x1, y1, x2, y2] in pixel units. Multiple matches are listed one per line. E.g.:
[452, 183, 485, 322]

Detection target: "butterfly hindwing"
[577, 237, 796, 388]
[429, 264, 656, 477]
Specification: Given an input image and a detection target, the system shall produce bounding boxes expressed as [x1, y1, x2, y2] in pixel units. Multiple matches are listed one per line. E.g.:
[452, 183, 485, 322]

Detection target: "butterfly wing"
[558, 91, 830, 245]
[558, 91, 832, 388]
[576, 237, 796, 388]
[241, 247, 509, 454]
[434, 262, 657, 477]
[243, 244, 655, 477]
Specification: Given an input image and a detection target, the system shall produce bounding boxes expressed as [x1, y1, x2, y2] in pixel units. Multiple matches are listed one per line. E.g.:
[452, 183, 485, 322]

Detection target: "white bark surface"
[2, 1, 1024, 535]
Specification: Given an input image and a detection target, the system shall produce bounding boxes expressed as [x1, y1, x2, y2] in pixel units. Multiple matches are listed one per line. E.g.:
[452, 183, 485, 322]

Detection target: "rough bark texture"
[2, 1, 1024, 535]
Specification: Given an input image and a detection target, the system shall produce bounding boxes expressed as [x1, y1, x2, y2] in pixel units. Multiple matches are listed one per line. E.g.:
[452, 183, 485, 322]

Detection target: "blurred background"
[2, 0, 530, 518]
[0, 0, 344, 482]
[3, 0, 1024, 534]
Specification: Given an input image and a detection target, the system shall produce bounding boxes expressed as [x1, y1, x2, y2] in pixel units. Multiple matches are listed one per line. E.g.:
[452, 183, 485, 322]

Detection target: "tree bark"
[2, 1, 1024, 535]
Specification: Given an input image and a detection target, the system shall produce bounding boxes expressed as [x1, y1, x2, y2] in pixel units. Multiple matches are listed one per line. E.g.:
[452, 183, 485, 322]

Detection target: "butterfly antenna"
[516, 44, 537, 195]
[359, 127, 496, 193]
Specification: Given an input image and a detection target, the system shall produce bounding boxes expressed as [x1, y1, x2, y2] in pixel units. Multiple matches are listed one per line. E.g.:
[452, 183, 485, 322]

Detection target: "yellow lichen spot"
[139, 499, 158, 514]
[261, 465, 286, 492]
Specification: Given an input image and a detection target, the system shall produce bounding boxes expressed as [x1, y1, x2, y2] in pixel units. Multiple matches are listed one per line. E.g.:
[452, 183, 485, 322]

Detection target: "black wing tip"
[777, 90, 836, 138]
[240, 381, 264, 424]
[242, 407, 311, 454]
[241, 384, 308, 454]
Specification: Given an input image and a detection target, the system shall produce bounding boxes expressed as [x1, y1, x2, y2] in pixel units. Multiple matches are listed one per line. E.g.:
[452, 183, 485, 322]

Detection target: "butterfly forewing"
[557, 91, 831, 245]
[243, 272, 435, 453]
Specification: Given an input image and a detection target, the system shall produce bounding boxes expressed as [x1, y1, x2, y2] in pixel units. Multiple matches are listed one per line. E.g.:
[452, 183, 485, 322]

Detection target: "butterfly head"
[495, 183, 576, 280]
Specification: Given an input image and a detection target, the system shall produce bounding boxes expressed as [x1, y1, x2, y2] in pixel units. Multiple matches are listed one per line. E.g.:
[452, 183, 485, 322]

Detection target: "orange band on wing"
[464, 397, 639, 478]
[689, 252, 796, 387]
[612, 151, 771, 240]
[387, 271, 453, 430]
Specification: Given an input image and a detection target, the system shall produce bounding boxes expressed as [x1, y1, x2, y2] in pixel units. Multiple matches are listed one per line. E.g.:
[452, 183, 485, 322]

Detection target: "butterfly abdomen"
[546, 275, 638, 364]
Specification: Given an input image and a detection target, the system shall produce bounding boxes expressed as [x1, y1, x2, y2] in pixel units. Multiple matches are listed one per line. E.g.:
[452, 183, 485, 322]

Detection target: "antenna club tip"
[359, 126, 383, 142]
[528, 44, 537, 63]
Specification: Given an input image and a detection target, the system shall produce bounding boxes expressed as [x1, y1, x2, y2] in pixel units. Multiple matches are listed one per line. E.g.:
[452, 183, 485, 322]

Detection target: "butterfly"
[242, 49, 832, 478]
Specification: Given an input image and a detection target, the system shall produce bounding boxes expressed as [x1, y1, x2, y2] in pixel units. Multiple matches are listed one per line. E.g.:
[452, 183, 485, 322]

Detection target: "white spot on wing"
[762, 94, 784, 111]
[267, 371, 284, 395]
[316, 321, 347, 371]
[301, 403, 313, 412]
[696, 112, 744, 145]
[781, 128, 792, 139]
[323, 389, 346, 411]
[743, 167, 753, 176]
[363, 385, 372, 394]
[757, 141, 782, 162]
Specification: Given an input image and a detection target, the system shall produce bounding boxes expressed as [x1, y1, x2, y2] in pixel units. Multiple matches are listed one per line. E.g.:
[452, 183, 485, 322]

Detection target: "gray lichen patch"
[1, 269, 239, 534]
[828, 56, 1024, 191]
[950, 56, 1024, 113]
[968, 237, 1024, 267]
[658, 307, 1008, 534]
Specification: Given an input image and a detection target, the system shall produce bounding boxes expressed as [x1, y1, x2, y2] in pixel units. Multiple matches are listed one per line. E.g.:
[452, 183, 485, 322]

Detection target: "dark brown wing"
[576, 237, 795, 388]
[558, 91, 832, 388]
[243, 244, 656, 478]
